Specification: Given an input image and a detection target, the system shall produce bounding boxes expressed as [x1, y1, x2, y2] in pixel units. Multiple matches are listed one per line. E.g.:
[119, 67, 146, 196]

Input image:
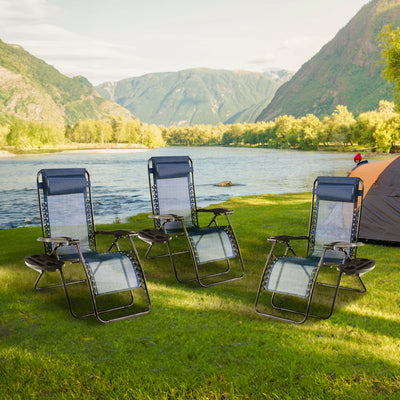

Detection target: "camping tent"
[349, 156, 400, 243]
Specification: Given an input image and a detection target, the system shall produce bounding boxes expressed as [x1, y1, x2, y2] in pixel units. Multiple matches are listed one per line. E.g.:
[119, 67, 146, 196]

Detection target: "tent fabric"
[349, 156, 400, 242]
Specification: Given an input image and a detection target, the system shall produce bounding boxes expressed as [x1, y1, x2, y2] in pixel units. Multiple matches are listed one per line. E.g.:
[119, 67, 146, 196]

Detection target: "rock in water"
[215, 181, 233, 187]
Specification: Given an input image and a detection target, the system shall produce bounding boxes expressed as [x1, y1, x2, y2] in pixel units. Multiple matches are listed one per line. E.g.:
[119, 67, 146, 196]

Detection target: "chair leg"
[255, 257, 343, 324]
[79, 258, 151, 324]
[33, 269, 86, 291]
[185, 227, 245, 287]
[58, 267, 95, 320]
[256, 290, 312, 324]
[317, 273, 367, 293]
[144, 241, 195, 284]
[33, 271, 45, 290]
[34, 264, 150, 323]
[195, 258, 245, 287]
[269, 271, 345, 322]
[145, 238, 244, 287]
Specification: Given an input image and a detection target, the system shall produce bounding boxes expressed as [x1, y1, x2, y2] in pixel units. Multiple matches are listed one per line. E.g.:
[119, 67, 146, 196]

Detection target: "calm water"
[0, 147, 356, 229]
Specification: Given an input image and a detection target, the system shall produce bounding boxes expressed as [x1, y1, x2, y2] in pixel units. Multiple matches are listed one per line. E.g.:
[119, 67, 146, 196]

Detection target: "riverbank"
[1, 142, 396, 159]
[0, 150, 15, 157]
[0, 143, 150, 158]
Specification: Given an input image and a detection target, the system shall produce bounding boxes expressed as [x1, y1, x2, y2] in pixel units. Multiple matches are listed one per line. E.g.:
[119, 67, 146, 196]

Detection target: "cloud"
[0, 0, 48, 20]
[0, 0, 366, 83]
[0, 0, 147, 84]
[0, 1, 124, 82]
[248, 34, 330, 72]
[278, 35, 327, 51]
[249, 53, 276, 65]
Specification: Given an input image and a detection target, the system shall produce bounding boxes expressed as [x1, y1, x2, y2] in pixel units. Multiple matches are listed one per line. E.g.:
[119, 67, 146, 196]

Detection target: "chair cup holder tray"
[25, 254, 64, 272]
[337, 258, 375, 275]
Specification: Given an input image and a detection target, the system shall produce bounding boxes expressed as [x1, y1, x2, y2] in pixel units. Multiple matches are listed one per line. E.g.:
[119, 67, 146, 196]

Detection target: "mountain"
[0, 39, 132, 125]
[96, 68, 292, 126]
[257, 0, 400, 122]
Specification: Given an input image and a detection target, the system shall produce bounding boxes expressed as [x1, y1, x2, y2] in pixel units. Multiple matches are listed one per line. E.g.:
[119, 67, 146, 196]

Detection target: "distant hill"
[257, 0, 400, 122]
[96, 68, 292, 126]
[0, 39, 132, 125]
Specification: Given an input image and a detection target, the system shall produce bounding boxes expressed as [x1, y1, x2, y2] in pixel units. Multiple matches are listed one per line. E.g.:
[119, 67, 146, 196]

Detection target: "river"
[0, 147, 364, 229]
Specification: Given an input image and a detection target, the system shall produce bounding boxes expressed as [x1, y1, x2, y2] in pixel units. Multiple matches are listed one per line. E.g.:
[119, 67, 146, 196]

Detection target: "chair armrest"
[323, 241, 364, 251]
[37, 236, 79, 246]
[96, 229, 138, 239]
[268, 235, 308, 243]
[197, 207, 233, 216]
[148, 214, 184, 222]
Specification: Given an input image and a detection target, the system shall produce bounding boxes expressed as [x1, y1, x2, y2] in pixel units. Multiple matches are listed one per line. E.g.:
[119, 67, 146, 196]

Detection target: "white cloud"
[248, 34, 330, 72]
[249, 53, 276, 65]
[0, 3, 145, 84]
[279, 35, 328, 51]
[0, 0, 48, 20]
[0, 0, 370, 84]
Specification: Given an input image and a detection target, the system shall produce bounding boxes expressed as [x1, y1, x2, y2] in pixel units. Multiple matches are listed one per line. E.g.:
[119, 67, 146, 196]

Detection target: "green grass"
[1, 193, 399, 399]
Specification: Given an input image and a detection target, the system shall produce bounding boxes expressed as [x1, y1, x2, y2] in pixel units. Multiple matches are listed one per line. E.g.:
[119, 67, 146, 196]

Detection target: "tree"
[6, 118, 64, 149]
[109, 115, 125, 142]
[296, 114, 322, 149]
[378, 25, 400, 110]
[142, 124, 165, 147]
[323, 105, 356, 147]
[272, 115, 296, 147]
[122, 118, 141, 143]
[95, 120, 113, 143]
[373, 100, 400, 152]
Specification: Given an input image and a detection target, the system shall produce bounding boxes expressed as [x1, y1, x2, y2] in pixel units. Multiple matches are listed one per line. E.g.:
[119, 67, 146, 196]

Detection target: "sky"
[0, 0, 370, 85]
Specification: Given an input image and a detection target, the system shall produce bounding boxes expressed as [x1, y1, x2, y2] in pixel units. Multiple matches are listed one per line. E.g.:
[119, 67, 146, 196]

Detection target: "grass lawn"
[0, 193, 399, 399]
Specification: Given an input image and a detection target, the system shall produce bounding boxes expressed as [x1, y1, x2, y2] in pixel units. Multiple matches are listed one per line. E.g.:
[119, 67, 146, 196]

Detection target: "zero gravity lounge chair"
[255, 176, 375, 324]
[139, 156, 245, 287]
[25, 168, 151, 323]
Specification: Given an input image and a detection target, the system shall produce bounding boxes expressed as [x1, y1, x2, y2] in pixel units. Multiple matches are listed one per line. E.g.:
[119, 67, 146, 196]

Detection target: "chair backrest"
[38, 168, 95, 258]
[148, 156, 198, 231]
[308, 176, 363, 262]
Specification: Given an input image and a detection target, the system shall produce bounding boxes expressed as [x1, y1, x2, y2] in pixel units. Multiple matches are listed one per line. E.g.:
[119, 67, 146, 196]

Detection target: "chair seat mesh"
[156, 176, 195, 231]
[47, 192, 92, 257]
[310, 200, 354, 262]
[188, 227, 235, 264]
[265, 256, 319, 298]
[83, 252, 140, 296]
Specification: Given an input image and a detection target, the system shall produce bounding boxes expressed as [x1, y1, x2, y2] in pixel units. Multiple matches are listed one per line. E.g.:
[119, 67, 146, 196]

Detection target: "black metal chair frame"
[141, 156, 245, 287]
[26, 169, 151, 324]
[255, 177, 375, 324]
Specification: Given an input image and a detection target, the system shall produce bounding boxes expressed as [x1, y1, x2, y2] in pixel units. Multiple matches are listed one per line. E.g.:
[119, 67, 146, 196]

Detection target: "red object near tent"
[349, 156, 400, 243]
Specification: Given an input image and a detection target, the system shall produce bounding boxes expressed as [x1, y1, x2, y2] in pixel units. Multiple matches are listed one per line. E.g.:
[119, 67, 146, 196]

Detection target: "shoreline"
[0, 147, 151, 158]
[0, 150, 15, 158]
[1, 143, 396, 159]
[65, 148, 150, 154]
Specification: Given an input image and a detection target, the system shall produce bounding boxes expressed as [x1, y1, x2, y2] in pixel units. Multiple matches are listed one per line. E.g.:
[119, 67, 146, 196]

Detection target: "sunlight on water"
[0, 147, 356, 229]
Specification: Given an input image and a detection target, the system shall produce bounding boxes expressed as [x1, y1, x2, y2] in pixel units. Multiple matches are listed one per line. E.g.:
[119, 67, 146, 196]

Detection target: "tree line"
[1, 100, 400, 152]
[1, 116, 165, 149]
[162, 101, 400, 152]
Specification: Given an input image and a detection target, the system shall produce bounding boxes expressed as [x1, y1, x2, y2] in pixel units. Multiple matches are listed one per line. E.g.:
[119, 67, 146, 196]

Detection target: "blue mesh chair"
[25, 168, 151, 323]
[140, 156, 245, 287]
[255, 176, 375, 324]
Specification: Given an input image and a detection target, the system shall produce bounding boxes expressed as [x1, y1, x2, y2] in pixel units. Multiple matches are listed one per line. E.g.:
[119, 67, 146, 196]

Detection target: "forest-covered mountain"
[96, 68, 292, 126]
[0, 39, 132, 125]
[257, 0, 400, 122]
